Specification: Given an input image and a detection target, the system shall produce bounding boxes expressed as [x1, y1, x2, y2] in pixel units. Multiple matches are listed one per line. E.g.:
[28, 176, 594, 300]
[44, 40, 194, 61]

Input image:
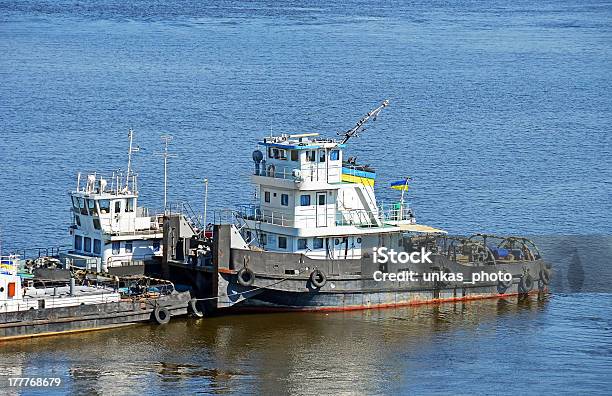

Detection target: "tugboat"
[195, 100, 551, 311]
[0, 254, 193, 341]
[59, 130, 193, 276]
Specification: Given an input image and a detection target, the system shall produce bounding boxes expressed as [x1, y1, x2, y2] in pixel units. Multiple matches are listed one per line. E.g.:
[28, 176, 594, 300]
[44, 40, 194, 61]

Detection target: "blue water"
[1, 1, 611, 394]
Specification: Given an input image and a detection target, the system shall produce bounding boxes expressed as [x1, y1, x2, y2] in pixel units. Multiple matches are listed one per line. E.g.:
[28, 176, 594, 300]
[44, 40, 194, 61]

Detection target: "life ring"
[153, 306, 171, 325]
[310, 269, 327, 288]
[497, 276, 513, 293]
[237, 267, 255, 287]
[189, 298, 204, 318]
[518, 274, 534, 294]
[540, 268, 551, 285]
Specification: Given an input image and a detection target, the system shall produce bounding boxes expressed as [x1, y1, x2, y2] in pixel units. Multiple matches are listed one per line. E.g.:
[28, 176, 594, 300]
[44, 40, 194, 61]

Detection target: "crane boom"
[339, 99, 389, 144]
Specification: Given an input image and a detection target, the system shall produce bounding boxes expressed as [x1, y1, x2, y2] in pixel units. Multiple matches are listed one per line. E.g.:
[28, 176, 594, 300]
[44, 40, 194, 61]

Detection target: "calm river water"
[1, 0, 611, 394]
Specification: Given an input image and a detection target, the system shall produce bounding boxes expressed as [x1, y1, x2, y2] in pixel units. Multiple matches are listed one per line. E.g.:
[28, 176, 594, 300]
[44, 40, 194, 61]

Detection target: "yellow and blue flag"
[390, 178, 410, 191]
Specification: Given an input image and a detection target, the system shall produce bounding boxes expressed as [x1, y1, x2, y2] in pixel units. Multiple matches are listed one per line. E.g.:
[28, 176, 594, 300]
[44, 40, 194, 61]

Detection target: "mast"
[203, 178, 209, 225]
[339, 99, 389, 144]
[125, 129, 140, 191]
[157, 135, 176, 211]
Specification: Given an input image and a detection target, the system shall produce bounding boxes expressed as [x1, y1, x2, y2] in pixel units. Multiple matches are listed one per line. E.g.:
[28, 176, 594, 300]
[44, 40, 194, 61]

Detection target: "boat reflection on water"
[0, 294, 549, 394]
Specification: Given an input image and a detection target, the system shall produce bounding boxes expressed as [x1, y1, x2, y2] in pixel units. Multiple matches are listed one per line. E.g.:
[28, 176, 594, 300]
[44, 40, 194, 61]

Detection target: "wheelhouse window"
[300, 194, 311, 206]
[114, 200, 122, 213]
[319, 150, 326, 162]
[71, 196, 79, 211]
[278, 236, 287, 249]
[74, 235, 83, 251]
[126, 198, 135, 212]
[313, 238, 324, 249]
[318, 194, 326, 205]
[330, 150, 340, 161]
[87, 199, 97, 215]
[84, 237, 92, 253]
[99, 199, 110, 214]
[112, 241, 120, 254]
[153, 241, 160, 252]
[93, 218, 101, 230]
[125, 241, 133, 253]
[264, 191, 271, 203]
[279, 149, 287, 160]
[281, 194, 289, 206]
[298, 238, 307, 250]
[78, 197, 88, 215]
[290, 150, 298, 161]
[306, 150, 316, 162]
[93, 239, 101, 255]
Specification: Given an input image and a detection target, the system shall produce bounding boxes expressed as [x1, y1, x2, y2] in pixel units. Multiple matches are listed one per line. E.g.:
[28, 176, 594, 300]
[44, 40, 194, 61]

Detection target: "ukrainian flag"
[390, 178, 410, 191]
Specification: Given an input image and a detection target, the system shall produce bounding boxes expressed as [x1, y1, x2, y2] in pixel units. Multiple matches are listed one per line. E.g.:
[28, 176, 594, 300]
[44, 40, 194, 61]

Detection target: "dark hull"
[226, 281, 546, 312]
[0, 291, 191, 341]
[215, 246, 551, 312]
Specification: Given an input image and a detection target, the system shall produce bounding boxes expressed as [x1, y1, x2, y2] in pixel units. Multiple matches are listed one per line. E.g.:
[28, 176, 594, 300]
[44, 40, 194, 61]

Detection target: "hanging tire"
[538, 279, 546, 292]
[237, 267, 255, 287]
[189, 298, 204, 318]
[497, 276, 513, 293]
[540, 268, 551, 285]
[518, 274, 534, 294]
[153, 306, 171, 325]
[310, 269, 327, 288]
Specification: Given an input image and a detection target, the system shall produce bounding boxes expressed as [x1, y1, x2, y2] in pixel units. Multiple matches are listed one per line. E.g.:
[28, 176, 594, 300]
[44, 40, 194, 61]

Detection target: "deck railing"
[222, 203, 415, 229]
[254, 164, 343, 183]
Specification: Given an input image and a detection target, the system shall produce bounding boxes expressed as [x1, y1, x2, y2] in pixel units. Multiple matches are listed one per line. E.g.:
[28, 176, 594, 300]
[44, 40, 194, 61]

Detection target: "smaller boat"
[0, 254, 193, 341]
[59, 130, 199, 276]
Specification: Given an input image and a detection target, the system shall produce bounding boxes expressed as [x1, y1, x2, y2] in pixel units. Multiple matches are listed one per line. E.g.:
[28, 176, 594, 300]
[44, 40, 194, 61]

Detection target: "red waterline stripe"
[227, 289, 547, 313]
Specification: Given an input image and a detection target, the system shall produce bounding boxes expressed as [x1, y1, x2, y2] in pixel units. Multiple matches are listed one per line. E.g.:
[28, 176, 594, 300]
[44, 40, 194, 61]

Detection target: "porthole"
[357, 237, 362, 244]
[335, 238, 340, 245]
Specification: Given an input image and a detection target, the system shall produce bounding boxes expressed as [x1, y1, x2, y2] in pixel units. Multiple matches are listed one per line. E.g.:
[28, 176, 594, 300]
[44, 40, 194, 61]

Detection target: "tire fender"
[310, 269, 327, 288]
[189, 298, 204, 318]
[153, 305, 171, 325]
[237, 267, 255, 287]
[518, 274, 534, 294]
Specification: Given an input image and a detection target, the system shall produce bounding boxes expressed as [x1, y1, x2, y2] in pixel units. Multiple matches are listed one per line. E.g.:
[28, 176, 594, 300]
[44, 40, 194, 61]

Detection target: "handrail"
[227, 204, 415, 228]
[254, 164, 343, 182]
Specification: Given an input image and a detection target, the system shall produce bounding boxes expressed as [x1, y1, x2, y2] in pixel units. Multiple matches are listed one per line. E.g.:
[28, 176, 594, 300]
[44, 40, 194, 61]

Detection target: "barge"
[0, 255, 192, 341]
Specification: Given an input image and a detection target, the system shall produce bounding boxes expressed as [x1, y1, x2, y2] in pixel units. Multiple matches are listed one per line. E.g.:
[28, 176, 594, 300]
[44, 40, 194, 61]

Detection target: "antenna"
[156, 135, 177, 211]
[126, 129, 140, 190]
[203, 178, 209, 226]
[338, 99, 390, 144]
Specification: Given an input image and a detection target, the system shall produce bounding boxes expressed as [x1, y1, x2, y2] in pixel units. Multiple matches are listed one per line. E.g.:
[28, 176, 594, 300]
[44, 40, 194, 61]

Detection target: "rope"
[192, 275, 290, 303]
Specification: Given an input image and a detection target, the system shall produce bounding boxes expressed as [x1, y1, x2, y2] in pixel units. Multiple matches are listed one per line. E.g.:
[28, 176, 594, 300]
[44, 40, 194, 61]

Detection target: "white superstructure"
[236, 101, 431, 260]
[62, 131, 164, 272]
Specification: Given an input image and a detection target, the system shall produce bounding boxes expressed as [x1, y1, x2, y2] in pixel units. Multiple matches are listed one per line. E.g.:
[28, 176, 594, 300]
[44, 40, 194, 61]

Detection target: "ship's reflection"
[0, 295, 549, 394]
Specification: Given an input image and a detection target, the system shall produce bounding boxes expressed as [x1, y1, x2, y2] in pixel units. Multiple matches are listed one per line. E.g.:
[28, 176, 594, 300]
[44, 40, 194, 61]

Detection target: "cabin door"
[316, 192, 327, 227]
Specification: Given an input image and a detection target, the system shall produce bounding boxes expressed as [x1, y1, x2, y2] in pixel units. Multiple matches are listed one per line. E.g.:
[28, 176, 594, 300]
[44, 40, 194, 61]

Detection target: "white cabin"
[63, 172, 164, 272]
[238, 132, 417, 260]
